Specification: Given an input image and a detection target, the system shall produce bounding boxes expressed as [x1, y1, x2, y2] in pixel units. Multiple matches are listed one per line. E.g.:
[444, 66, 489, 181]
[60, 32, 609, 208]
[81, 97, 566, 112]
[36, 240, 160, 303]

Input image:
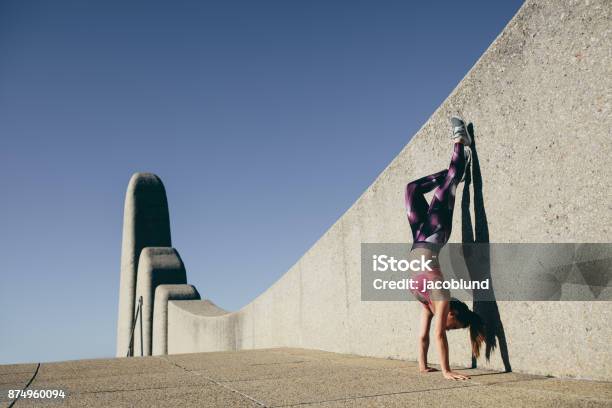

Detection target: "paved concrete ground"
[1, 348, 610, 407]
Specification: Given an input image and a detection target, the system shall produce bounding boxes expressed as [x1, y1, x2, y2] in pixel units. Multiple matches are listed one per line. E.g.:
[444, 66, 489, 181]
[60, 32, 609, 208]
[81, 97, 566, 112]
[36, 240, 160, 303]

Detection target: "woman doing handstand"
[405, 117, 489, 381]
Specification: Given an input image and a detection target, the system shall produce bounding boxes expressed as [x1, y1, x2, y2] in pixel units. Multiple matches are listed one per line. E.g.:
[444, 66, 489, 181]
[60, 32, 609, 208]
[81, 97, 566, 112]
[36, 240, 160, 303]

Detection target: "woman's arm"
[432, 300, 470, 380]
[418, 305, 437, 372]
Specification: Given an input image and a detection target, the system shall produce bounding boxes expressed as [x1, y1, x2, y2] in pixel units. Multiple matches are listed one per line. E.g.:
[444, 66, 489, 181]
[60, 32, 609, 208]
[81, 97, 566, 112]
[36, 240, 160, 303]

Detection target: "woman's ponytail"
[467, 310, 486, 359]
[450, 298, 490, 360]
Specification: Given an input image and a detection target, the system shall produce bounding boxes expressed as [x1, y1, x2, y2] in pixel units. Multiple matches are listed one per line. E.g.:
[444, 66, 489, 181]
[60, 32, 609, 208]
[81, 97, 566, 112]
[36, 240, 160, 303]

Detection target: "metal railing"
[126, 296, 143, 357]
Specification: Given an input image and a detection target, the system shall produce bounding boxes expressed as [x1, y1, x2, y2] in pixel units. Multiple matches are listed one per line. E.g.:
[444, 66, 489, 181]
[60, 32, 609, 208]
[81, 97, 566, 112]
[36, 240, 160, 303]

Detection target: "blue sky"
[0, 0, 523, 364]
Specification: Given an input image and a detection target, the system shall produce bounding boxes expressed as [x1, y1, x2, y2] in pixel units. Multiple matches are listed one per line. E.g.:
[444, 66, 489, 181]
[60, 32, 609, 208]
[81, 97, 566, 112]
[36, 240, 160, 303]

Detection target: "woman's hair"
[449, 298, 492, 360]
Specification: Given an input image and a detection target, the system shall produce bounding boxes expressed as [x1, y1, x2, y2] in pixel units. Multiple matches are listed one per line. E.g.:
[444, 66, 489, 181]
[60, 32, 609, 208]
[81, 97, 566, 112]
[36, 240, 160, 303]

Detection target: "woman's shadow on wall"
[460, 123, 512, 372]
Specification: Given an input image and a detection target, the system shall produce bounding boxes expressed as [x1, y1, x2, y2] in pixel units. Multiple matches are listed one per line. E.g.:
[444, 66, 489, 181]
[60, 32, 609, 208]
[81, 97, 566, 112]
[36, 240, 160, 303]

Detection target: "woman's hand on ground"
[419, 366, 439, 373]
[442, 370, 470, 380]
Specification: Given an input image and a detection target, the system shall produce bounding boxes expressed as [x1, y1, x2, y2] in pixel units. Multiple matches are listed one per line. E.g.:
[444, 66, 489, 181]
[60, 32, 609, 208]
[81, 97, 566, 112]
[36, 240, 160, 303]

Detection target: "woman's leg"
[414, 142, 467, 245]
[405, 169, 448, 241]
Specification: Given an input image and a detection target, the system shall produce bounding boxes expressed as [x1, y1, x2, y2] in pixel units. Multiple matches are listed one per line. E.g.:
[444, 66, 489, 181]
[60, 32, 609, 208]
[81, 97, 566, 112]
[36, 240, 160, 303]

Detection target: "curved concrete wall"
[167, 300, 235, 355]
[166, 0, 611, 380]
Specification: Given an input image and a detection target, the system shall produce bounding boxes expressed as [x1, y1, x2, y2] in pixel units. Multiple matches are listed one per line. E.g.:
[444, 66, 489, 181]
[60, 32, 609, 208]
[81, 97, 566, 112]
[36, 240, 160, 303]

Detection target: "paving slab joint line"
[273, 383, 486, 407]
[468, 376, 550, 387]
[248, 360, 308, 367]
[7, 362, 40, 408]
[77, 384, 208, 396]
[162, 357, 269, 407]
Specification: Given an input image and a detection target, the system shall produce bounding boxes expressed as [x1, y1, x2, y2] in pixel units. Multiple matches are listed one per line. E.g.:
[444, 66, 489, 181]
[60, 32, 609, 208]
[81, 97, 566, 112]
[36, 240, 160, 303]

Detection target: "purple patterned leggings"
[405, 143, 466, 247]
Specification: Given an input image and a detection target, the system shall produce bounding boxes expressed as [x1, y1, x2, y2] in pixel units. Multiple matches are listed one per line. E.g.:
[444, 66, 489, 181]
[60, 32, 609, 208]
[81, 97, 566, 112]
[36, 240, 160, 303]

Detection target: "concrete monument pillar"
[152, 284, 200, 356]
[116, 173, 172, 357]
[133, 247, 188, 356]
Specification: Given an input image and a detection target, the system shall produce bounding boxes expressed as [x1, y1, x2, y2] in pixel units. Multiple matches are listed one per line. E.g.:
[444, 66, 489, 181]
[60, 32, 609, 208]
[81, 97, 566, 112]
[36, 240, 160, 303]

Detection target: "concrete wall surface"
[167, 300, 234, 355]
[166, 0, 611, 380]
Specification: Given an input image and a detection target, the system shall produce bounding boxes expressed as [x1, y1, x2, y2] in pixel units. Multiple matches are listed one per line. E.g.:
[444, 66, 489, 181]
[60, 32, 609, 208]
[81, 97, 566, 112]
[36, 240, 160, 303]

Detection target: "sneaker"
[450, 116, 472, 146]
